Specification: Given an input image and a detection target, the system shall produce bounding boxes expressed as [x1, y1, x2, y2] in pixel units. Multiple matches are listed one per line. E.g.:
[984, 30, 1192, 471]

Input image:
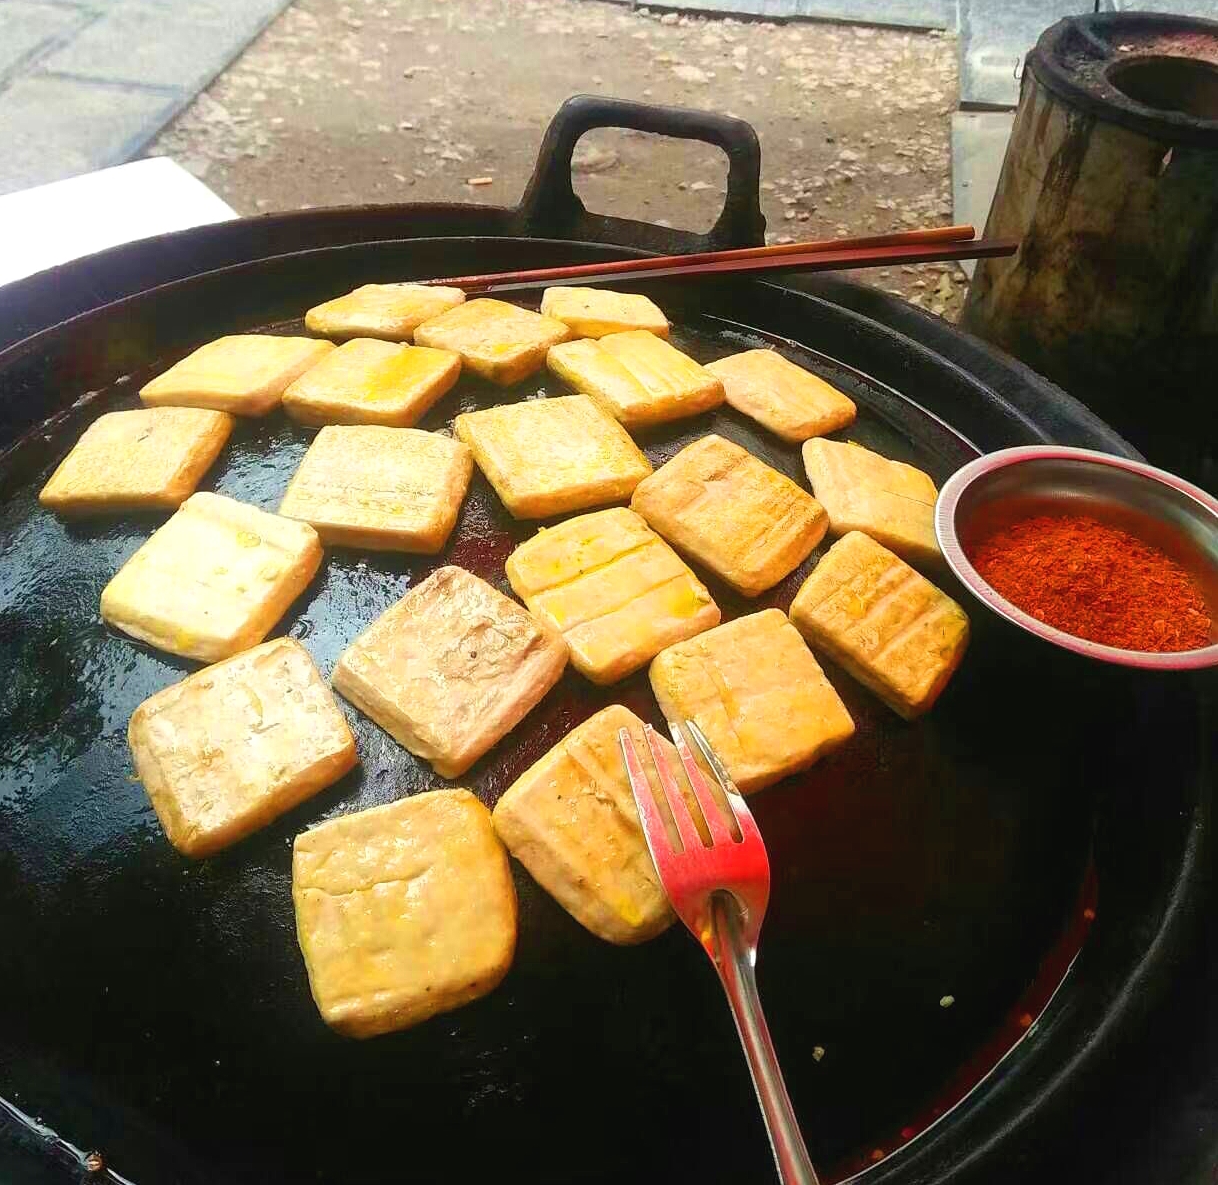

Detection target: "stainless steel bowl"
[935, 446, 1218, 671]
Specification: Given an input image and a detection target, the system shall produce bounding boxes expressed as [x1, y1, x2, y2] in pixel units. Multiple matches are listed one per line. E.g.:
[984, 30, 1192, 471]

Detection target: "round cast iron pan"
[0, 98, 1213, 1185]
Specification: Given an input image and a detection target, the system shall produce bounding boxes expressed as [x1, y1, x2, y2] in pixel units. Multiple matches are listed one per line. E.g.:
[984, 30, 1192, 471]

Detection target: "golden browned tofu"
[293, 789, 517, 1037]
[454, 394, 652, 519]
[413, 298, 570, 385]
[650, 609, 855, 794]
[506, 508, 719, 684]
[790, 531, 969, 719]
[304, 283, 466, 342]
[332, 566, 568, 778]
[705, 349, 857, 443]
[281, 338, 461, 427]
[100, 492, 322, 662]
[802, 437, 940, 565]
[493, 705, 681, 944]
[547, 332, 724, 429]
[39, 407, 232, 516]
[630, 434, 827, 597]
[278, 425, 473, 553]
[539, 286, 669, 339]
[140, 335, 334, 416]
[128, 638, 357, 858]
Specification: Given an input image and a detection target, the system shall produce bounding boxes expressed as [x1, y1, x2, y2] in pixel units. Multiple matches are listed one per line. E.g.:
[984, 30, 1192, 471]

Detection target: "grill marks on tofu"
[454, 394, 652, 519]
[506, 508, 720, 684]
[492, 704, 682, 945]
[706, 349, 857, 443]
[802, 437, 940, 566]
[331, 566, 568, 778]
[278, 425, 473, 553]
[547, 331, 724, 428]
[790, 531, 969, 719]
[649, 609, 855, 794]
[414, 298, 571, 385]
[630, 434, 827, 596]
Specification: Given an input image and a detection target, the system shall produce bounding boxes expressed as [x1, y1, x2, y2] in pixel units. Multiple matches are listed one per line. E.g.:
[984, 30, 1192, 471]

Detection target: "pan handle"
[514, 94, 766, 253]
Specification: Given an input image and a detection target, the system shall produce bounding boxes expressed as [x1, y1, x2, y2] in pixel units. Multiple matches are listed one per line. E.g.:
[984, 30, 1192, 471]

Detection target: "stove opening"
[1108, 55, 1218, 121]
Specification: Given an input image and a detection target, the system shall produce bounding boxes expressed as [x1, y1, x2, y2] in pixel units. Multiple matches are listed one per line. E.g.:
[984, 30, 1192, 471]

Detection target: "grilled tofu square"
[630, 434, 827, 596]
[140, 334, 334, 416]
[705, 349, 857, 443]
[802, 437, 940, 565]
[790, 531, 969, 719]
[455, 394, 652, 519]
[281, 338, 461, 427]
[100, 492, 322, 663]
[547, 331, 724, 429]
[650, 608, 855, 794]
[293, 789, 517, 1037]
[279, 425, 473, 553]
[39, 407, 233, 516]
[304, 283, 466, 342]
[413, 297, 570, 385]
[128, 638, 357, 858]
[493, 705, 684, 944]
[506, 507, 719, 684]
[332, 566, 568, 778]
[539, 286, 669, 339]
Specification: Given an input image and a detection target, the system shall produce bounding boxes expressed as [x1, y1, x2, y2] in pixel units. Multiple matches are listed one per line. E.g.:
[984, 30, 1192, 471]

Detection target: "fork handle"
[710, 895, 820, 1185]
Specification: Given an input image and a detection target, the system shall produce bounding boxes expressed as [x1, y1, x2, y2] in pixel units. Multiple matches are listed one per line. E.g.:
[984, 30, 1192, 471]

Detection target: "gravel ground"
[150, 0, 967, 317]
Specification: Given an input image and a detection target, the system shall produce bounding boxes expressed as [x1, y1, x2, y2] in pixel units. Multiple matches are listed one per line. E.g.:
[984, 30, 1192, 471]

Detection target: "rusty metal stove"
[962, 13, 1218, 493]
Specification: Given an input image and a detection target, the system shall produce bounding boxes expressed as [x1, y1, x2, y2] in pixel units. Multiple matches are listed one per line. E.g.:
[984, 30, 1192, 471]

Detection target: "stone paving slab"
[0, 0, 292, 196]
[0, 74, 182, 195]
[0, 1, 90, 77]
[41, 6, 280, 93]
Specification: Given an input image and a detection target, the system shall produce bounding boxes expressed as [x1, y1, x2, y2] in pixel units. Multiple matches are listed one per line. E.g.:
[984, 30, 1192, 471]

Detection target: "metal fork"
[620, 720, 820, 1185]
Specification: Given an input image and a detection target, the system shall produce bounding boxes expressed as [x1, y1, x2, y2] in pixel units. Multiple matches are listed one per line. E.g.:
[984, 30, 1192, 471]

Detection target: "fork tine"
[619, 727, 675, 860]
[668, 721, 736, 847]
[682, 719, 764, 847]
[643, 724, 707, 854]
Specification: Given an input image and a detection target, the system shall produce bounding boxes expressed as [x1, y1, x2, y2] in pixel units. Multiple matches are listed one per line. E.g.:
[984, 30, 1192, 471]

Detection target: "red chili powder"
[969, 513, 1212, 652]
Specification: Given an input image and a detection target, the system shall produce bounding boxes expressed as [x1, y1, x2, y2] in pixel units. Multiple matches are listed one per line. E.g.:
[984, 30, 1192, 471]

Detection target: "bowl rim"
[935, 445, 1218, 671]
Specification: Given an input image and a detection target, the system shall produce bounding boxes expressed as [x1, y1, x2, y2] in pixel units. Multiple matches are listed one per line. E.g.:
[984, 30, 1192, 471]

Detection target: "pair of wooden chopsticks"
[424, 224, 1016, 293]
